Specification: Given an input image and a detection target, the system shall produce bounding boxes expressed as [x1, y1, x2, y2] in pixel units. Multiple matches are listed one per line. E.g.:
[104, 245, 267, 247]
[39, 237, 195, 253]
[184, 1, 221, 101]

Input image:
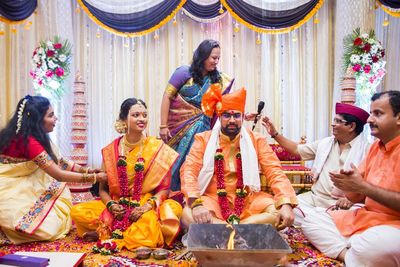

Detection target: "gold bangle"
[92, 173, 97, 184]
[190, 198, 203, 209]
[159, 124, 168, 129]
[147, 198, 157, 209]
[82, 172, 89, 183]
[79, 166, 88, 173]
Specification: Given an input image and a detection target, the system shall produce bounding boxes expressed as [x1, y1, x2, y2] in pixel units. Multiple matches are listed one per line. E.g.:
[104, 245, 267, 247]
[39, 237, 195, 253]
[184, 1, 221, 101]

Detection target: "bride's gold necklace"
[121, 135, 145, 158]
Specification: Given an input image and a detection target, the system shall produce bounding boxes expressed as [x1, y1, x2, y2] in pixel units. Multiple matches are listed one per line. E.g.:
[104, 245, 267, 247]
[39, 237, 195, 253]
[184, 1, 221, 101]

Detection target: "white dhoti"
[302, 210, 400, 267]
[293, 193, 324, 227]
[294, 191, 363, 227]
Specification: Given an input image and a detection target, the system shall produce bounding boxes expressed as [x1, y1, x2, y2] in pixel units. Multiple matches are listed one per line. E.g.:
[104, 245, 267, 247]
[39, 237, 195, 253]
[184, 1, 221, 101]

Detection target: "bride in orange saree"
[71, 98, 181, 250]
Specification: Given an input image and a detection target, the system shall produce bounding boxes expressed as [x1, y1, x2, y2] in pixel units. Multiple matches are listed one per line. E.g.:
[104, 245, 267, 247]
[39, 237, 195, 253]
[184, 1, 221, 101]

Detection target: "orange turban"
[201, 84, 246, 117]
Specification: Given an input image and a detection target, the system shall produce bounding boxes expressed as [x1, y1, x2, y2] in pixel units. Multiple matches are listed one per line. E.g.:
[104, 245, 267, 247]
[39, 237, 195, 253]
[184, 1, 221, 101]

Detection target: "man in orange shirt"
[180, 85, 297, 227]
[302, 91, 400, 267]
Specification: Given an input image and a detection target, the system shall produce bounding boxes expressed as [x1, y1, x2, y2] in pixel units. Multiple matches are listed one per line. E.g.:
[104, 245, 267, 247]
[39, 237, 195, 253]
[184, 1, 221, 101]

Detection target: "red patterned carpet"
[0, 227, 342, 267]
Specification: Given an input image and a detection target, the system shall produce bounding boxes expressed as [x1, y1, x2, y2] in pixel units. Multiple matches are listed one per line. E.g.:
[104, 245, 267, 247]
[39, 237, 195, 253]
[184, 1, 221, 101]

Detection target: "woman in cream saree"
[0, 96, 107, 245]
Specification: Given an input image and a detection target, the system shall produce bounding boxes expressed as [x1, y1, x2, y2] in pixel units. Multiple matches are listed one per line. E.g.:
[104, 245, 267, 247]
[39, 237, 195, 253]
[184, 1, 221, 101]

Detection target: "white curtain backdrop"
[85, 0, 164, 14]
[375, 8, 400, 93]
[243, 0, 313, 11]
[0, 0, 399, 167]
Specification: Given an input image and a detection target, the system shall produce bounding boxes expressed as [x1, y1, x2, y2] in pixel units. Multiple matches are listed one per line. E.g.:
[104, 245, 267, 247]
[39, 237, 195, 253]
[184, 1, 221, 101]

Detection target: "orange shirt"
[181, 129, 297, 219]
[330, 135, 400, 236]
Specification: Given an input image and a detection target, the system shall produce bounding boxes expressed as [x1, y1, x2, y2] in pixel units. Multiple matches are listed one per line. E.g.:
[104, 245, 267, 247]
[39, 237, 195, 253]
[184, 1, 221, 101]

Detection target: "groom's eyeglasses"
[221, 112, 242, 120]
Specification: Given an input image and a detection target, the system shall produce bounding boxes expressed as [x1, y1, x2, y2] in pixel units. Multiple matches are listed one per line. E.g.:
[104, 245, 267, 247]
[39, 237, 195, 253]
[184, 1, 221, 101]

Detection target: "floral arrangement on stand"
[342, 28, 386, 107]
[30, 36, 72, 98]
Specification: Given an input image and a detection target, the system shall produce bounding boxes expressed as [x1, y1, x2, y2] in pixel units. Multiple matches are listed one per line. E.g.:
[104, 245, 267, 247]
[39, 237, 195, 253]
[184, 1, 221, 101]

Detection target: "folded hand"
[110, 204, 125, 220]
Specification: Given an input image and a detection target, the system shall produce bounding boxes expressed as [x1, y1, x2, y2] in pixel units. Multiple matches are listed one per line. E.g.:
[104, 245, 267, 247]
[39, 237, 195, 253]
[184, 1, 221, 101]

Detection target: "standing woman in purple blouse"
[159, 40, 234, 192]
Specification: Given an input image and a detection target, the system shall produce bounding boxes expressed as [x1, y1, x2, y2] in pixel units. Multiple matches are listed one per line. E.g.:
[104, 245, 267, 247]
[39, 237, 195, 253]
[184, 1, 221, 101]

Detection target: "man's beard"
[221, 123, 241, 138]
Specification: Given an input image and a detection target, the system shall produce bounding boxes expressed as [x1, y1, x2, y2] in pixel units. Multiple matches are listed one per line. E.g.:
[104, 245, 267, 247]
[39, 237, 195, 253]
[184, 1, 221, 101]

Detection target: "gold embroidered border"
[0, 155, 28, 164]
[32, 151, 53, 169]
[275, 196, 298, 208]
[15, 180, 65, 234]
[59, 157, 73, 171]
[165, 84, 178, 98]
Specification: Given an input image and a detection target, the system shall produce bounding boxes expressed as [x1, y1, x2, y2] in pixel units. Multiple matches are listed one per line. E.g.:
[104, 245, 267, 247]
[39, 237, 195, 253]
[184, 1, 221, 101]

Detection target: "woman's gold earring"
[114, 120, 127, 134]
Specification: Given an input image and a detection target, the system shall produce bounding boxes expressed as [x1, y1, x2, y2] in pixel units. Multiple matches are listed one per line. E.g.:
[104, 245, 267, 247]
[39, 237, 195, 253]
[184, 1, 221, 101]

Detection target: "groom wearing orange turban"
[180, 84, 297, 227]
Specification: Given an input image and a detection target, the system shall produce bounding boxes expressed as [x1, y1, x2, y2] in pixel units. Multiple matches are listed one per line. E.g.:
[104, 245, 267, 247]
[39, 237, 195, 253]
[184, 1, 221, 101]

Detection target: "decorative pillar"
[333, 0, 375, 105]
[68, 71, 94, 203]
[340, 67, 356, 105]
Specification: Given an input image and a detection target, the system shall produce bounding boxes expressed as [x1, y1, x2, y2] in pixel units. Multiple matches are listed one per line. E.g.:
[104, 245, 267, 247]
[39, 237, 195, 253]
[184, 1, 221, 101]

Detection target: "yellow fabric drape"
[0, 16, 29, 25]
[377, 1, 400, 17]
[71, 196, 182, 250]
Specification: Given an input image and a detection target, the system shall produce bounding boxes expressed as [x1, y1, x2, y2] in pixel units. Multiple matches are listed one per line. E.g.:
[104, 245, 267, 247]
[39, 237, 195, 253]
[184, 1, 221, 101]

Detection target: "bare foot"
[82, 231, 99, 242]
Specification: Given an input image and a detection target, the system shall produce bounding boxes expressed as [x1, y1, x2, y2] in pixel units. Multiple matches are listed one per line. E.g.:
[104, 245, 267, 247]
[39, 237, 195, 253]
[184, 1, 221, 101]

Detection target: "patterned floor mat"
[0, 227, 342, 267]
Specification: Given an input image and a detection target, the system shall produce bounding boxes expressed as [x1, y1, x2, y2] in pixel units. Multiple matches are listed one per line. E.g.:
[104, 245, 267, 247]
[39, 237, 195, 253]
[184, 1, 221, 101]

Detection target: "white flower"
[41, 64, 48, 71]
[38, 47, 44, 55]
[361, 55, 371, 64]
[59, 54, 66, 62]
[361, 33, 369, 39]
[48, 60, 57, 69]
[350, 54, 360, 64]
[370, 45, 378, 54]
[367, 38, 375, 44]
[46, 41, 53, 49]
[33, 55, 40, 63]
[372, 63, 380, 72]
[48, 80, 60, 89]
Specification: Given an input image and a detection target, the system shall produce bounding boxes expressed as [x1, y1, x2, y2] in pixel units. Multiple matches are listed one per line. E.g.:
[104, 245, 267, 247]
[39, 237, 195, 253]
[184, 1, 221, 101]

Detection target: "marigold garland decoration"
[30, 36, 72, 98]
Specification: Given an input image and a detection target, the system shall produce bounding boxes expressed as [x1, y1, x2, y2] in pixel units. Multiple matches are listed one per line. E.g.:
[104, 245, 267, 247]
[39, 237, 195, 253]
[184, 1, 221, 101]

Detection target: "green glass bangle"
[106, 200, 117, 210]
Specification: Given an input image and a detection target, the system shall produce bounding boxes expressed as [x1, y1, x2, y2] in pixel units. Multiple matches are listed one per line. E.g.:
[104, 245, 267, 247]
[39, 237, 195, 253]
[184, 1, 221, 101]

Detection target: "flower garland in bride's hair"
[342, 28, 386, 102]
[30, 36, 72, 98]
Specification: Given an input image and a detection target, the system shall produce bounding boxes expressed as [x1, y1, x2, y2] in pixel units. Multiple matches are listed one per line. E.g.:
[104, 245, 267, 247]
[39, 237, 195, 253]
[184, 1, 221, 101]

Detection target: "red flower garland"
[215, 148, 247, 224]
[112, 154, 145, 233]
[92, 240, 118, 255]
